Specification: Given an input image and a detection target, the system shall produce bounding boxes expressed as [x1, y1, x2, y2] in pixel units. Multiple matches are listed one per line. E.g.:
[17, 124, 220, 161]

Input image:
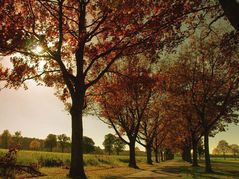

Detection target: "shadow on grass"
[158, 163, 239, 179]
[102, 176, 122, 179]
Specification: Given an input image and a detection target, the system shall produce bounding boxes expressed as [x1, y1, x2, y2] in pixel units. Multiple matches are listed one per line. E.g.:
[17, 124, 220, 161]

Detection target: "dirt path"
[124, 160, 189, 178]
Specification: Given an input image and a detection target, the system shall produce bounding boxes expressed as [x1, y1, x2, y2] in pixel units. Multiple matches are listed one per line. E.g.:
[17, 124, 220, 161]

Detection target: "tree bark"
[192, 138, 199, 167]
[154, 148, 159, 163]
[219, 0, 239, 31]
[146, 145, 153, 165]
[204, 131, 213, 173]
[128, 141, 138, 168]
[69, 97, 87, 179]
[182, 145, 192, 163]
[223, 152, 226, 160]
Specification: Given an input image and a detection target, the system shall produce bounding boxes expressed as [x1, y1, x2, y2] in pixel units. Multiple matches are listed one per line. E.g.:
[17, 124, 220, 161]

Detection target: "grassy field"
[0, 149, 146, 167]
[1, 149, 239, 178]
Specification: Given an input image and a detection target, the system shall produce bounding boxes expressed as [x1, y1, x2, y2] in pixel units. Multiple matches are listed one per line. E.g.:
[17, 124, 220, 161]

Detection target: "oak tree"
[96, 57, 157, 168]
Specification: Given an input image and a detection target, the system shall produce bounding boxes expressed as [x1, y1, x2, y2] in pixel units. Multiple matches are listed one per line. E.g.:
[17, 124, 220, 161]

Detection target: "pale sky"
[0, 81, 116, 148]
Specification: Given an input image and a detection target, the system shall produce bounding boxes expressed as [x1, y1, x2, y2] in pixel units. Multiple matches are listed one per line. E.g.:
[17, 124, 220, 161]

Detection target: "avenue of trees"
[1, 0, 239, 178]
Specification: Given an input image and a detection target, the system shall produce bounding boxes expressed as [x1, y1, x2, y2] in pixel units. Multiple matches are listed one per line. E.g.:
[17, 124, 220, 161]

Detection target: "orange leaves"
[0, 64, 9, 80]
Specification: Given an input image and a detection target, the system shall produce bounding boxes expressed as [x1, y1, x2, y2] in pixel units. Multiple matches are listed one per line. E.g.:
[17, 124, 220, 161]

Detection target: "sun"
[33, 45, 43, 54]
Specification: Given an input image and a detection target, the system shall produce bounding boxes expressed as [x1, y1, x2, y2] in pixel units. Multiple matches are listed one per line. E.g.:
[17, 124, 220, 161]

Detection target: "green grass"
[168, 159, 239, 179]
[0, 149, 147, 167]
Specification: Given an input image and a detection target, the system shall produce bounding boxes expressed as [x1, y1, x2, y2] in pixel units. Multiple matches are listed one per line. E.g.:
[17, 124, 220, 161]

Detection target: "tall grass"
[0, 149, 146, 167]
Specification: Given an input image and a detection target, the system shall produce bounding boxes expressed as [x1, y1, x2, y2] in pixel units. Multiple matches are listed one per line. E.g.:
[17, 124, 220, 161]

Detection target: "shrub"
[84, 158, 100, 166]
[38, 157, 63, 167]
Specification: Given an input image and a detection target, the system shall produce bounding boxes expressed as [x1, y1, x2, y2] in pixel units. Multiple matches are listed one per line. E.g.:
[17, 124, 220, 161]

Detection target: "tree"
[229, 144, 239, 158]
[152, 128, 168, 163]
[212, 148, 219, 155]
[83, 136, 95, 154]
[114, 137, 126, 155]
[58, 134, 70, 152]
[94, 146, 104, 154]
[217, 140, 230, 159]
[96, 57, 158, 168]
[103, 133, 116, 155]
[137, 95, 162, 165]
[29, 139, 41, 151]
[44, 134, 57, 152]
[0, 1, 209, 177]
[0, 130, 12, 149]
[13, 131, 22, 146]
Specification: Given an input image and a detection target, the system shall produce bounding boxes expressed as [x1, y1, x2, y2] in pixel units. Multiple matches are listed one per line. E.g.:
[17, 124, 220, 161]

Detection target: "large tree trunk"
[154, 148, 159, 163]
[204, 131, 213, 173]
[128, 141, 138, 168]
[69, 97, 87, 179]
[219, 0, 239, 31]
[182, 145, 192, 163]
[192, 138, 199, 167]
[146, 145, 153, 165]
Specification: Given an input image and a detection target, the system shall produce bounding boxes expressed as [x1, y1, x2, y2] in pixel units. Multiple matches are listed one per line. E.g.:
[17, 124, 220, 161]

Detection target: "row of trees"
[92, 29, 239, 172]
[0, 0, 238, 178]
[212, 140, 239, 159]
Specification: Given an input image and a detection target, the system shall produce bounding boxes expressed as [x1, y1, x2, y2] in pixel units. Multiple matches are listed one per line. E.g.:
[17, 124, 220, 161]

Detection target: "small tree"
[0, 130, 12, 149]
[229, 144, 239, 158]
[103, 134, 116, 155]
[114, 137, 126, 155]
[212, 148, 220, 155]
[13, 131, 22, 146]
[58, 134, 70, 153]
[44, 134, 57, 152]
[217, 140, 230, 159]
[83, 136, 95, 154]
[29, 139, 41, 151]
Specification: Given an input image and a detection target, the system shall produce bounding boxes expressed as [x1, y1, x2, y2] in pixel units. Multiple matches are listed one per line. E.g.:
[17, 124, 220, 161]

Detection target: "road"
[124, 160, 187, 178]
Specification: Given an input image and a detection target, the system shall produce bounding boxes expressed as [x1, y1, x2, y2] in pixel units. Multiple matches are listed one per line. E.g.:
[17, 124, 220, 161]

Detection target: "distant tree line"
[0, 130, 104, 154]
[212, 140, 239, 159]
